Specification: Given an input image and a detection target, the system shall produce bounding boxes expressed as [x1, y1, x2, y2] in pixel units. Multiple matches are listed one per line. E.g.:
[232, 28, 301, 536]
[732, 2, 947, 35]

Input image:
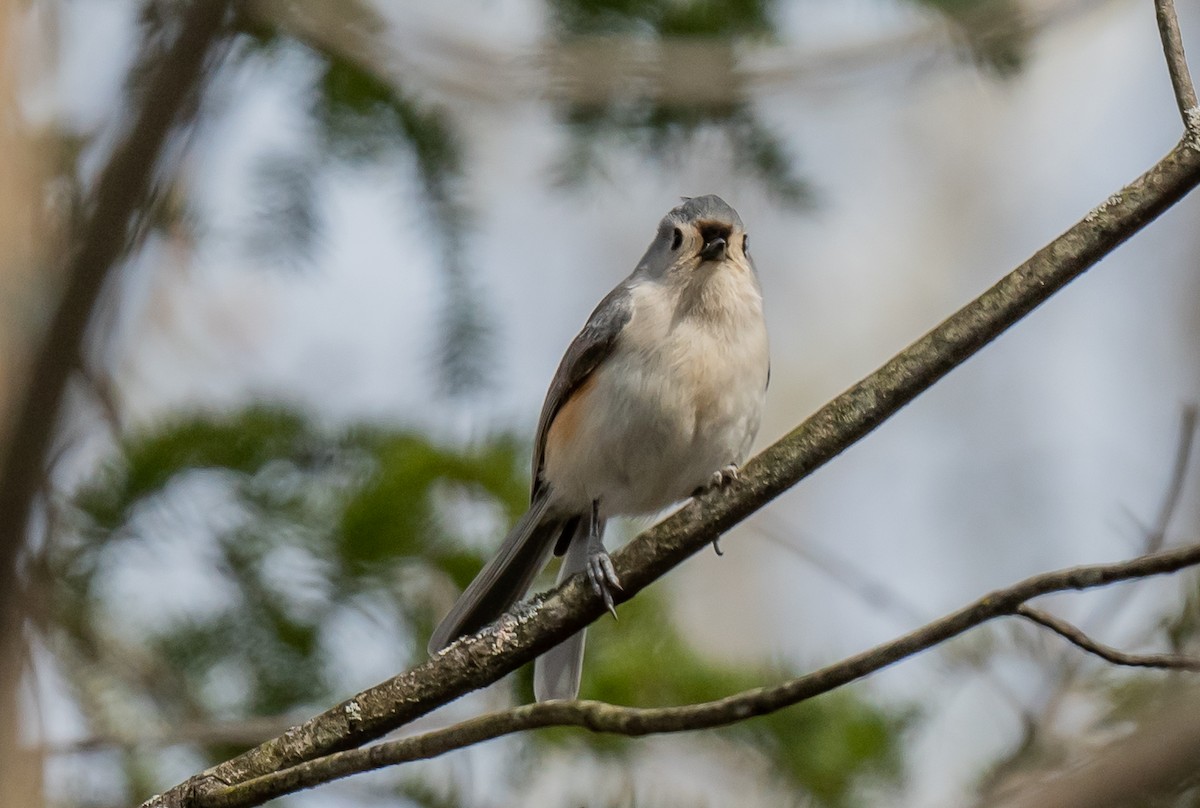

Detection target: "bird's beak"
[699, 236, 727, 261]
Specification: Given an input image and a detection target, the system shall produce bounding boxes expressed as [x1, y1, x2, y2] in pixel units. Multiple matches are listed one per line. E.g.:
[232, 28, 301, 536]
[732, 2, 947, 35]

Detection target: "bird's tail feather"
[428, 495, 563, 653]
[534, 519, 592, 701]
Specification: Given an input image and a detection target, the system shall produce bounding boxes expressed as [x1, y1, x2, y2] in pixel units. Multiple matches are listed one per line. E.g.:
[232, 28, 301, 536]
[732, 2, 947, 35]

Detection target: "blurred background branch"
[0, 0, 48, 798]
[989, 685, 1200, 808]
[1, 3, 231, 807]
[0, 0, 230, 632]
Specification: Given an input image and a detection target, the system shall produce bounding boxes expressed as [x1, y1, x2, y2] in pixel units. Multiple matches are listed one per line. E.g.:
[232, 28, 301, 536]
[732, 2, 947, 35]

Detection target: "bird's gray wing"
[531, 282, 634, 502]
[428, 283, 632, 655]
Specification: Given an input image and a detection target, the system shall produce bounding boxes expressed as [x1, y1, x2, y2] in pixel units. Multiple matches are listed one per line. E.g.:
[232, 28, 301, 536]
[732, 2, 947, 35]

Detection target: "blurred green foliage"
[555, 102, 813, 209]
[234, 21, 492, 395]
[226, 0, 1028, 393]
[41, 1, 1047, 804]
[549, 0, 774, 38]
[49, 406, 911, 805]
[314, 55, 461, 197]
[310, 48, 492, 397]
[547, 0, 1027, 204]
[547, 0, 807, 205]
[916, 0, 1029, 75]
[573, 590, 912, 805]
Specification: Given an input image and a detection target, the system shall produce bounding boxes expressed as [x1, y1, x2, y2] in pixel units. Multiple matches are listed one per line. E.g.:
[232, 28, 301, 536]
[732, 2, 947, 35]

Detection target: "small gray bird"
[428, 195, 769, 700]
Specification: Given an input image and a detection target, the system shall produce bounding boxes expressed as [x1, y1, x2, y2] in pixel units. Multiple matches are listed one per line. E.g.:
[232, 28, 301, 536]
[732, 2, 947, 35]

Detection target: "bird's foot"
[694, 464, 740, 497]
[710, 463, 740, 488]
[586, 548, 622, 620]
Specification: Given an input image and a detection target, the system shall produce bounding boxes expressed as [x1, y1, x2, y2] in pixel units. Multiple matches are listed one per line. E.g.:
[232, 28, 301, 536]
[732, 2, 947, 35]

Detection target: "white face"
[636, 196, 750, 280]
[662, 216, 753, 280]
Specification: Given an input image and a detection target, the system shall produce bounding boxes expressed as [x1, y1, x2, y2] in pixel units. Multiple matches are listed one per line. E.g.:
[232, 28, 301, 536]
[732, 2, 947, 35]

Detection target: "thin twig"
[199, 543, 1200, 807]
[1080, 404, 1198, 630]
[752, 514, 928, 626]
[991, 403, 1200, 796]
[1147, 405, 1198, 553]
[1156, 0, 1200, 127]
[1017, 605, 1200, 671]
[752, 515, 1036, 719]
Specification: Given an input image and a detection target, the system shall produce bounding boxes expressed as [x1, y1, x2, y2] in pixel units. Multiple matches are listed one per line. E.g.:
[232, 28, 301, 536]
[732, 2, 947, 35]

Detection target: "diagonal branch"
[1017, 605, 1200, 671]
[200, 543, 1200, 807]
[143, 137, 1200, 808]
[143, 5, 1200, 806]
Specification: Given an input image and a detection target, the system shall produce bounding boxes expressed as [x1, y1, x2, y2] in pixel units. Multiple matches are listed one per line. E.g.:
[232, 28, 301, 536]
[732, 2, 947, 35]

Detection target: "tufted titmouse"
[428, 195, 769, 701]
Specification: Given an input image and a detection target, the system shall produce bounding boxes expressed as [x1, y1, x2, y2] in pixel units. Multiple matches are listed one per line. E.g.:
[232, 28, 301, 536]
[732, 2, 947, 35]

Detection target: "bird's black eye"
[671, 227, 683, 251]
[743, 234, 750, 255]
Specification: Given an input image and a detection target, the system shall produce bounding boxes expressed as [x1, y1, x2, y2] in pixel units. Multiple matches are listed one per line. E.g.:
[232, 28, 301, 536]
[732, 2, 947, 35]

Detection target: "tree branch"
[142, 140, 1200, 808]
[1156, 0, 1199, 129]
[194, 543, 1200, 807]
[143, 5, 1200, 806]
[250, 0, 1111, 106]
[0, 9, 231, 808]
[1146, 405, 1197, 553]
[1017, 604, 1200, 671]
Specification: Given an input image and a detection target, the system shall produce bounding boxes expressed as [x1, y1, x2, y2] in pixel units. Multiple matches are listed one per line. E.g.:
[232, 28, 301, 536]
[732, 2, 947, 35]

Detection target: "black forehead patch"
[698, 221, 732, 244]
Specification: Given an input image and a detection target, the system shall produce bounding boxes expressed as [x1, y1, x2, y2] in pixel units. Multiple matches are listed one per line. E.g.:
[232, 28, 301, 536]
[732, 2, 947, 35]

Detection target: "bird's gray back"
[531, 283, 634, 501]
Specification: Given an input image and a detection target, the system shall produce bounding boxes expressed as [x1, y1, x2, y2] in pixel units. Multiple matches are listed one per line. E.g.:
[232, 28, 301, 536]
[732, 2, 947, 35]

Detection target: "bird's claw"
[586, 550, 622, 619]
[710, 464, 740, 489]
[695, 464, 740, 497]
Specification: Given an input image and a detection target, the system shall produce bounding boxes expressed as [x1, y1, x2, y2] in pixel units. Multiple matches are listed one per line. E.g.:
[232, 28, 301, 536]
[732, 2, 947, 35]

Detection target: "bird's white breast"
[543, 266, 769, 517]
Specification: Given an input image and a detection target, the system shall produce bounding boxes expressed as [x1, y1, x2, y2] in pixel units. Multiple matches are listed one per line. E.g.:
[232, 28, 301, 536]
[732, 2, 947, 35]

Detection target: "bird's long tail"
[533, 517, 593, 701]
[428, 494, 565, 654]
